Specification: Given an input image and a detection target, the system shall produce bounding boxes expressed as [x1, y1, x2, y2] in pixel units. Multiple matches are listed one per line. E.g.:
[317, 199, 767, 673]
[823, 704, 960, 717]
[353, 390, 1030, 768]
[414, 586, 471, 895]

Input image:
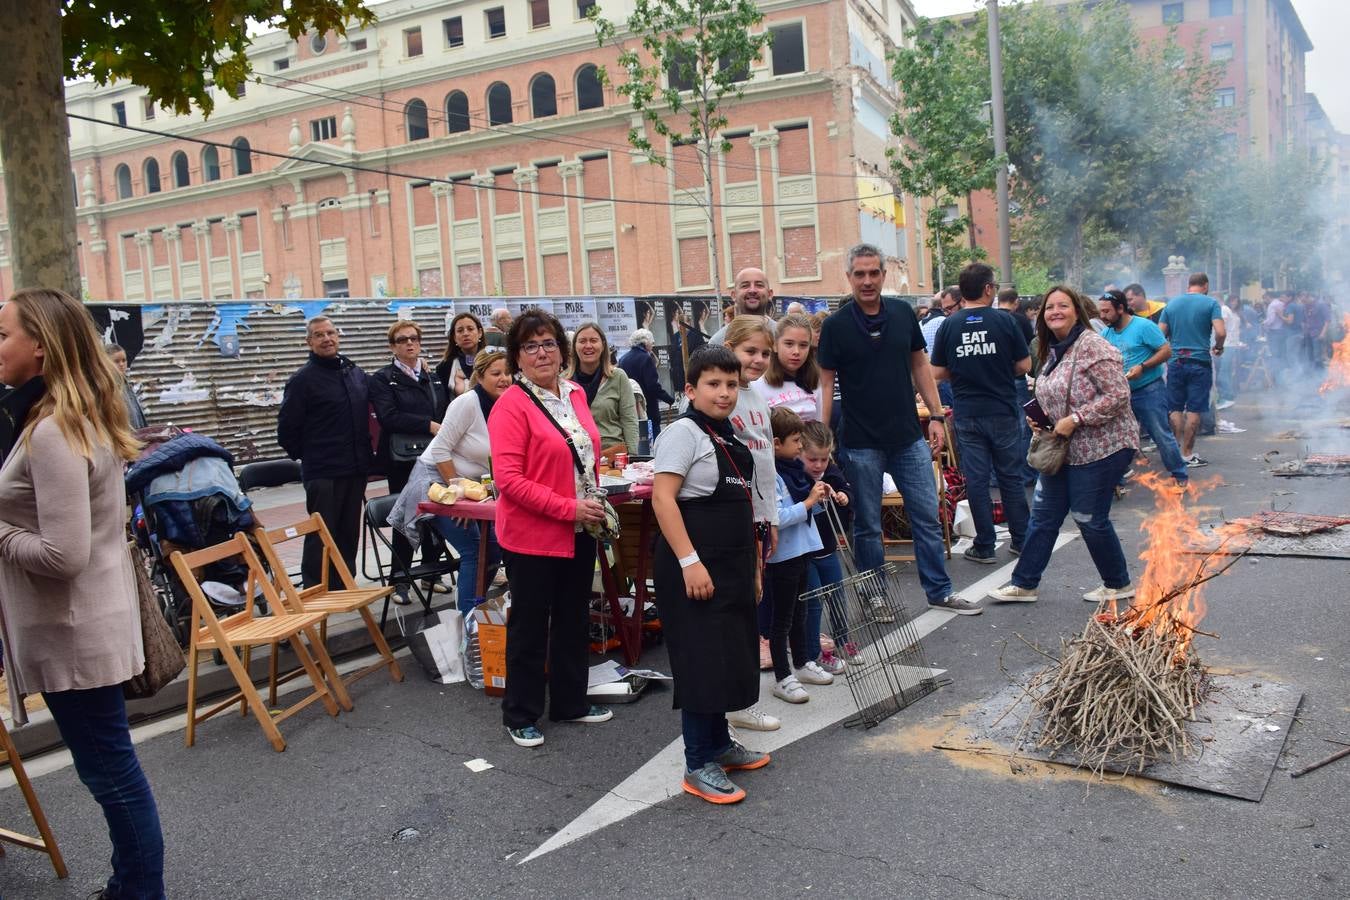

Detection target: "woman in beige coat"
[0, 288, 164, 899]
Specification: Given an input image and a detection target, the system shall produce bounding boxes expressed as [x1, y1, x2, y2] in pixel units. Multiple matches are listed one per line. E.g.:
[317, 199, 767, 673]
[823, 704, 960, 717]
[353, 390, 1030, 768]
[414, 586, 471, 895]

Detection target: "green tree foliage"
[889, 17, 1000, 274]
[594, 0, 770, 298]
[0, 1, 374, 298]
[892, 1, 1232, 287]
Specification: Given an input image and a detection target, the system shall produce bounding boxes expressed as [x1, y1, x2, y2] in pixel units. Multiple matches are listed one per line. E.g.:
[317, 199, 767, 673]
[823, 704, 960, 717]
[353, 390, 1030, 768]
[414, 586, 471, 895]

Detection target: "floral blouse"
[1034, 330, 1139, 466]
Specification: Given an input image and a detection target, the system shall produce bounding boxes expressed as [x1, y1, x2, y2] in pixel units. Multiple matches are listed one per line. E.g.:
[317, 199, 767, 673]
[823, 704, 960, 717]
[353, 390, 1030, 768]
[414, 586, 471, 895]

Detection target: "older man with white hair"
[618, 327, 676, 440]
[485, 307, 512, 347]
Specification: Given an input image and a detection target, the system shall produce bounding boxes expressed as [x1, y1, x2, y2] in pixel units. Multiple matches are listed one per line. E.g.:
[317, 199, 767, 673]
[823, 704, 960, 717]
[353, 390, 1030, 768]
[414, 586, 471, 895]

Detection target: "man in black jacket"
[618, 327, 675, 443]
[277, 316, 373, 587]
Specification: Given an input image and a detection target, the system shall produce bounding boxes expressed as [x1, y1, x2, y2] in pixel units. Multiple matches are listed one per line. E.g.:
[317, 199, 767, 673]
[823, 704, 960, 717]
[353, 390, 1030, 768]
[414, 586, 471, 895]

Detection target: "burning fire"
[1319, 315, 1350, 395]
[1100, 473, 1246, 659]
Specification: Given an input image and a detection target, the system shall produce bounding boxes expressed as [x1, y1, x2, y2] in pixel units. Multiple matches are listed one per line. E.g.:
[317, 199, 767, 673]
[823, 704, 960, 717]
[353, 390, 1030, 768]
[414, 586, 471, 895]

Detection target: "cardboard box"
[477, 621, 507, 697]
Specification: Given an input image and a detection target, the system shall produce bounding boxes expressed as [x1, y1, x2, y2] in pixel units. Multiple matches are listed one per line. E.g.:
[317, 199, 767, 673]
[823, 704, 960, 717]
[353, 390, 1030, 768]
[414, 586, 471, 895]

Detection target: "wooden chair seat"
[170, 533, 352, 752]
[193, 609, 330, 649]
[254, 514, 404, 705]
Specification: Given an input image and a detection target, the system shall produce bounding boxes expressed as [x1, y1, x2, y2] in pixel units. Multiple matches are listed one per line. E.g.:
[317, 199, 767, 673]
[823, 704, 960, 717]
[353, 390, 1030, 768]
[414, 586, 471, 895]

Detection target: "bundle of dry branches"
[1021, 614, 1210, 776]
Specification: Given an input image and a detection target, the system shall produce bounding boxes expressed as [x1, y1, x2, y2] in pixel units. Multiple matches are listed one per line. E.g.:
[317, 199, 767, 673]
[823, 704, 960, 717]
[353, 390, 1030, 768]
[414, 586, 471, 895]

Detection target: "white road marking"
[522, 531, 1080, 864]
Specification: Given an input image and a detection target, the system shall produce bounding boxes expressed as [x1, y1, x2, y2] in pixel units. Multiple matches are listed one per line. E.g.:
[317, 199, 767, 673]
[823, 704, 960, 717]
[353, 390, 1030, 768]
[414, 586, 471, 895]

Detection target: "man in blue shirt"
[1159, 273, 1225, 467]
[1098, 291, 1187, 488]
[931, 263, 1032, 564]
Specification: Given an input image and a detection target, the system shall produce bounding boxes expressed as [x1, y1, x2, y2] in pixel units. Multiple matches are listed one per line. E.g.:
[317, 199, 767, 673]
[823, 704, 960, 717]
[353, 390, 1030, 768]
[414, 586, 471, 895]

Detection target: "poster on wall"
[507, 298, 551, 320]
[598, 298, 637, 350]
[554, 297, 597, 335]
[458, 299, 497, 323]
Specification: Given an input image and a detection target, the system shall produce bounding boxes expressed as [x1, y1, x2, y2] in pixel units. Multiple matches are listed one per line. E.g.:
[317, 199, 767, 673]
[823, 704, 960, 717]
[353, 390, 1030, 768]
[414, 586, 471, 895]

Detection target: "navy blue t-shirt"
[928, 305, 1030, 419]
[818, 297, 926, 452]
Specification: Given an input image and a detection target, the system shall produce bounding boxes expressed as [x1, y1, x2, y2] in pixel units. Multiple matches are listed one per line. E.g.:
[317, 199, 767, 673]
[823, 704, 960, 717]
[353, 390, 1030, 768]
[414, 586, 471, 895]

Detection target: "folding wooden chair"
[169, 533, 352, 752]
[253, 514, 404, 705]
[0, 716, 67, 878]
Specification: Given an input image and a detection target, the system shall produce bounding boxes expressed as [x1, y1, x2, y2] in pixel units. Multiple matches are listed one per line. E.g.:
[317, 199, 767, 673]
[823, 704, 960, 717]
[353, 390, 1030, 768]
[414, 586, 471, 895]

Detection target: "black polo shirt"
[818, 297, 926, 452]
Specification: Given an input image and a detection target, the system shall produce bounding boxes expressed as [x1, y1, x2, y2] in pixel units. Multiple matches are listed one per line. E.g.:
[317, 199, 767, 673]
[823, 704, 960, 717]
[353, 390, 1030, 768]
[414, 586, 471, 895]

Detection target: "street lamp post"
[987, 0, 1012, 286]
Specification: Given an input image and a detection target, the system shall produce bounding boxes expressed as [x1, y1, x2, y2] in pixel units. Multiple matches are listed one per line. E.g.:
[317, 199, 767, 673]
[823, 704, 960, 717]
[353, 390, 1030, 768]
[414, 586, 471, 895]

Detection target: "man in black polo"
[819, 243, 982, 616]
[930, 264, 1032, 564]
[277, 315, 373, 587]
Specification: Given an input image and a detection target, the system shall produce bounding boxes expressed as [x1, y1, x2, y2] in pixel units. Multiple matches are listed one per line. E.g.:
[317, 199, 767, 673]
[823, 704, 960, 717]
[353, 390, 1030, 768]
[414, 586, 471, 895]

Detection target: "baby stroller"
[125, 427, 259, 647]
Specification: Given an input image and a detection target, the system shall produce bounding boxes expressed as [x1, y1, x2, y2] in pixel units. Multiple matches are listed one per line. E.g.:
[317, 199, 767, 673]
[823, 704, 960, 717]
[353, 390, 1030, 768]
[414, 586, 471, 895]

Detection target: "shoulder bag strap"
[1061, 342, 1080, 420]
[520, 383, 587, 477]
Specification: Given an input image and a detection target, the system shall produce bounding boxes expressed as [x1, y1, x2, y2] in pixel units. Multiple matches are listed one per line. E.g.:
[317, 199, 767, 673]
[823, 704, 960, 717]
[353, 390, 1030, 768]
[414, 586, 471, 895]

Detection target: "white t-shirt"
[653, 417, 721, 500]
[420, 390, 491, 479]
[728, 387, 778, 525]
[749, 376, 822, 421]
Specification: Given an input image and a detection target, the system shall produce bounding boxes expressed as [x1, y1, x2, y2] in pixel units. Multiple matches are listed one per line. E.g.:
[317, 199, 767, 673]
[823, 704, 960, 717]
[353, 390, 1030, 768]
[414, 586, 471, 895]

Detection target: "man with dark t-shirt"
[819, 244, 981, 615]
[931, 264, 1031, 564]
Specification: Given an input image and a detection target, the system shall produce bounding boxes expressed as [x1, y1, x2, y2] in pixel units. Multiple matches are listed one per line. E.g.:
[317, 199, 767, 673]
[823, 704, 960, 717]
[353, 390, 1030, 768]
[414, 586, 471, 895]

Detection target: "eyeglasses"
[392, 334, 422, 345]
[521, 340, 559, 356]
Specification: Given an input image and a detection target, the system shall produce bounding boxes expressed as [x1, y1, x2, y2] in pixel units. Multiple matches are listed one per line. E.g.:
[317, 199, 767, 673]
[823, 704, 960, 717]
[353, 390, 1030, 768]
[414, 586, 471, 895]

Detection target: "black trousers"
[302, 475, 367, 588]
[502, 533, 596, 729]
[765, 555, 809, 681]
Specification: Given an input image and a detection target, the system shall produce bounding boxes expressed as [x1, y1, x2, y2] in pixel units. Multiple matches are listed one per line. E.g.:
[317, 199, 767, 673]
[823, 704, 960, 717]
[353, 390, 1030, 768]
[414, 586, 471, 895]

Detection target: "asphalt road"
[3, 386, 1348, 899]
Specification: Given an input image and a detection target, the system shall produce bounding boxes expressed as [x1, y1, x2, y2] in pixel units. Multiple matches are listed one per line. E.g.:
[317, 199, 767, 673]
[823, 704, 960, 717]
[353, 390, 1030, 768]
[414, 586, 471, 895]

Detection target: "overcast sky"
[909, 0, 1349, 132]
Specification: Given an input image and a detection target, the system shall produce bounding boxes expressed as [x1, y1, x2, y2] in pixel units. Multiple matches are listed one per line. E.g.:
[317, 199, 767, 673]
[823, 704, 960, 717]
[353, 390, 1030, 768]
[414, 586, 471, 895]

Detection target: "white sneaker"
[772, 675, 809, 704]
[868, 596, 895, 624]
[1083, 584, 1135, 604]
[986, 584, 1038, 603]
[1216, 399, 1235, 410]
[726, 705, 781, 732]
[794, 660, 834, 685]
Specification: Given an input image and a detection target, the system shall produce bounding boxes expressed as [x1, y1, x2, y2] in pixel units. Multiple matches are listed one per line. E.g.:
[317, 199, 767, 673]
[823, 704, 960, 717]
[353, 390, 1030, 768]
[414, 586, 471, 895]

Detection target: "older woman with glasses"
[488, 308, 613, 748]
[370, 320, 450, 603]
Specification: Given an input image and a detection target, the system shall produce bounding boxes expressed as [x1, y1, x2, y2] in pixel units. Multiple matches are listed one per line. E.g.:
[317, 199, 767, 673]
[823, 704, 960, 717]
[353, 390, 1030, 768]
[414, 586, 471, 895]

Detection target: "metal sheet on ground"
[934, 673, 1301, 802]
[1187, 524, 1350, 559]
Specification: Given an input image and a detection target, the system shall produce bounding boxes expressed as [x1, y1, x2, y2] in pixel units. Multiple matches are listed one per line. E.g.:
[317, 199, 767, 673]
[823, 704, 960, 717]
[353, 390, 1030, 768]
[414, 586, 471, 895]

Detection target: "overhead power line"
[70, 112, 900, 210]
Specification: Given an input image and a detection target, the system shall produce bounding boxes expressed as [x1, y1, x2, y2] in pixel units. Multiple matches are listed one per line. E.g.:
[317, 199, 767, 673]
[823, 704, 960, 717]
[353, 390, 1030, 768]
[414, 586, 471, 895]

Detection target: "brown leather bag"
[123, 543, 186, 699]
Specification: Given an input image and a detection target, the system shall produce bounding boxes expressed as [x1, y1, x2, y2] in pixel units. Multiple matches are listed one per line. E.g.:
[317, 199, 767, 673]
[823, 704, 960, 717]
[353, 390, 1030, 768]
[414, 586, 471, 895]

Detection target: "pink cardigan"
[488, 382, 601, 558]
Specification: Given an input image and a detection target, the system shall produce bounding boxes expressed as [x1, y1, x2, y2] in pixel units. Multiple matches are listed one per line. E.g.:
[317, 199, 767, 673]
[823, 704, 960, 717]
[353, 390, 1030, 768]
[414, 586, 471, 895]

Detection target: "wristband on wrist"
[929, 414, 945, 422]
[679, 552, 700, 569]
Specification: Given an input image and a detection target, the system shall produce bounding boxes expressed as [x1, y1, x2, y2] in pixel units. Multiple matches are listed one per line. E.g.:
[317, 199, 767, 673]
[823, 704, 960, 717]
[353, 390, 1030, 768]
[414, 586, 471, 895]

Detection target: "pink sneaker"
[842, 642, 865, 665]
[817, 650, 846, 675]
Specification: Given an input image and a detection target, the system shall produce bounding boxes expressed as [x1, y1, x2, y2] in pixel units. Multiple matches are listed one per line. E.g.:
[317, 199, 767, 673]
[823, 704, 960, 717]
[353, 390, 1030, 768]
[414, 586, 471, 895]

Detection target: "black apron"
[653, 416, 759, 714]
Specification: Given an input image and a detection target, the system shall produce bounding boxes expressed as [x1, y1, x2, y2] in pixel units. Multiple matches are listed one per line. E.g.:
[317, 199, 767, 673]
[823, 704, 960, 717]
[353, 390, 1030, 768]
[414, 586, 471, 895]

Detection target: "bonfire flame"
[1319, 315, 1350, 395]
[1101, 473, 1246, 661]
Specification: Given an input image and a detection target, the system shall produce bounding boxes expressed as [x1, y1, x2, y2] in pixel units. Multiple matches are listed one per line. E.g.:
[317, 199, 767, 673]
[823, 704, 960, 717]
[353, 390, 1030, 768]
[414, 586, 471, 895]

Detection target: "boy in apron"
[651, 345, 771, 804]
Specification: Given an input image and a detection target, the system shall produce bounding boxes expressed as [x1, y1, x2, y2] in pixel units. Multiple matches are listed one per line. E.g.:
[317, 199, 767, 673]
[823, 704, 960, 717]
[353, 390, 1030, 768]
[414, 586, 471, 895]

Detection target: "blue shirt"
[767, 472, 824, 563]
[1160, 293, 1223, 359]
[1102, 315, 1167, 390]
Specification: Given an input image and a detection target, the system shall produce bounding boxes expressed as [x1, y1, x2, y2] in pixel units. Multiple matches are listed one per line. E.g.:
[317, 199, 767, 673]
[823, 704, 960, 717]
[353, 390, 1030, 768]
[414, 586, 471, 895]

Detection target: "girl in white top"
[389, 350, 511, 612]
[723, 316, 780, 534]
[750, 313, 822, 421]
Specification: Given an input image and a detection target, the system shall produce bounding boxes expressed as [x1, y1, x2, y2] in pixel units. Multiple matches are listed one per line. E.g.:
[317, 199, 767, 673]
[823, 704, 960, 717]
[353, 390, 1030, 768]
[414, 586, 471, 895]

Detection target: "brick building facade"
[0, 0, 936, 301]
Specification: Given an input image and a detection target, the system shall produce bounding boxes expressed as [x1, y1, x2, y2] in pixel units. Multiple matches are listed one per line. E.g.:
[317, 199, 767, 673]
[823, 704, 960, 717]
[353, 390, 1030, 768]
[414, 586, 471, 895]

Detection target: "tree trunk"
[965, 191, 978, 250]
[1066, 218, 1085, 288]
[703, 142, 722, 302]
[0, 0, 81, 300]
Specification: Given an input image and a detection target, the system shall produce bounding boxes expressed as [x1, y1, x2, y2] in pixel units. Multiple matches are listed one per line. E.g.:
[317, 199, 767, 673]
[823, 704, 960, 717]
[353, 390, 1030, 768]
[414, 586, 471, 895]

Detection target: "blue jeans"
[953, 414, 1030, 554]
[846, 439, 952, 603]
[681, 710, 731, 771]
[1166, 358, 1212, 413]
[1011, 448, 1134, 591]
[1015, 378, 1037, 485]
[804, 551, 846, 659]
[432, 517, 501, 614]
[44, 685, 165, 900]
[1130, 379, 1188, 483]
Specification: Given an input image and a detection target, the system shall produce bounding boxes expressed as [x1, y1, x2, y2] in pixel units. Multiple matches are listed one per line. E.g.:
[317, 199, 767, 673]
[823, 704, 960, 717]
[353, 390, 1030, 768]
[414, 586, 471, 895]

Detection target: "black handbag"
[389, 433, 432, 462]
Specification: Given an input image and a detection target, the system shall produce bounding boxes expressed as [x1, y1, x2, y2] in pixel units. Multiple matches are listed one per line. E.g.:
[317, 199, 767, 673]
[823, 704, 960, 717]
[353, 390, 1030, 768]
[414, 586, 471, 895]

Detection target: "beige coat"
[0, 417, 143, 724]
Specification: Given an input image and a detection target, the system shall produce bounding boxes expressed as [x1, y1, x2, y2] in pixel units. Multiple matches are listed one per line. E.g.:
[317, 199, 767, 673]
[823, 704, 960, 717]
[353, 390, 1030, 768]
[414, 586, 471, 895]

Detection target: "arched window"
[232, 137, 252, 175]
[487, 82, 512, 126]
[202, 146, 221, 182]
[530, 73, 557, 118]
[143, 158, 161, 194]
[576, 64, 604, 111]
[405, 98, 429, 141]
[445, 91, 470, 134]
[171, 151, 190, 188]
[115, 164, 133, 199]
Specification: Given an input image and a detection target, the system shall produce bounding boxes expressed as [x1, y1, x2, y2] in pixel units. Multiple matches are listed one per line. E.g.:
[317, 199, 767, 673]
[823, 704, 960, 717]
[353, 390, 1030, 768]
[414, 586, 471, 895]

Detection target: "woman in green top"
[568, 322, 639, 457]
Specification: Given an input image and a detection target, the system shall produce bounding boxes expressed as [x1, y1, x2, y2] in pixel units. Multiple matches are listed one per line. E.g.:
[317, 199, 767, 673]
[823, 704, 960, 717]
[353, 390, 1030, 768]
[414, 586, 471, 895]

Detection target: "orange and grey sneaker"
[683, 763, 746, 804]
[714, 740, 771, 772]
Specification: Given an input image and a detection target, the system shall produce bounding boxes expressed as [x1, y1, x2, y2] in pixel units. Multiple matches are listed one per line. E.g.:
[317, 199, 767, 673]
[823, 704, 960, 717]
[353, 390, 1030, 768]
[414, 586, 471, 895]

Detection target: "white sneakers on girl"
[773, 675, 809, 703]
[794, 660, 835, 685]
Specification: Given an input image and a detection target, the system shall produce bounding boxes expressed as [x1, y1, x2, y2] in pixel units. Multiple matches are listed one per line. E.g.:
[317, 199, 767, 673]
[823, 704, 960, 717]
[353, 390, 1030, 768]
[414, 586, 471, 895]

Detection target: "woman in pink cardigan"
[488, 308, 614, 748]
